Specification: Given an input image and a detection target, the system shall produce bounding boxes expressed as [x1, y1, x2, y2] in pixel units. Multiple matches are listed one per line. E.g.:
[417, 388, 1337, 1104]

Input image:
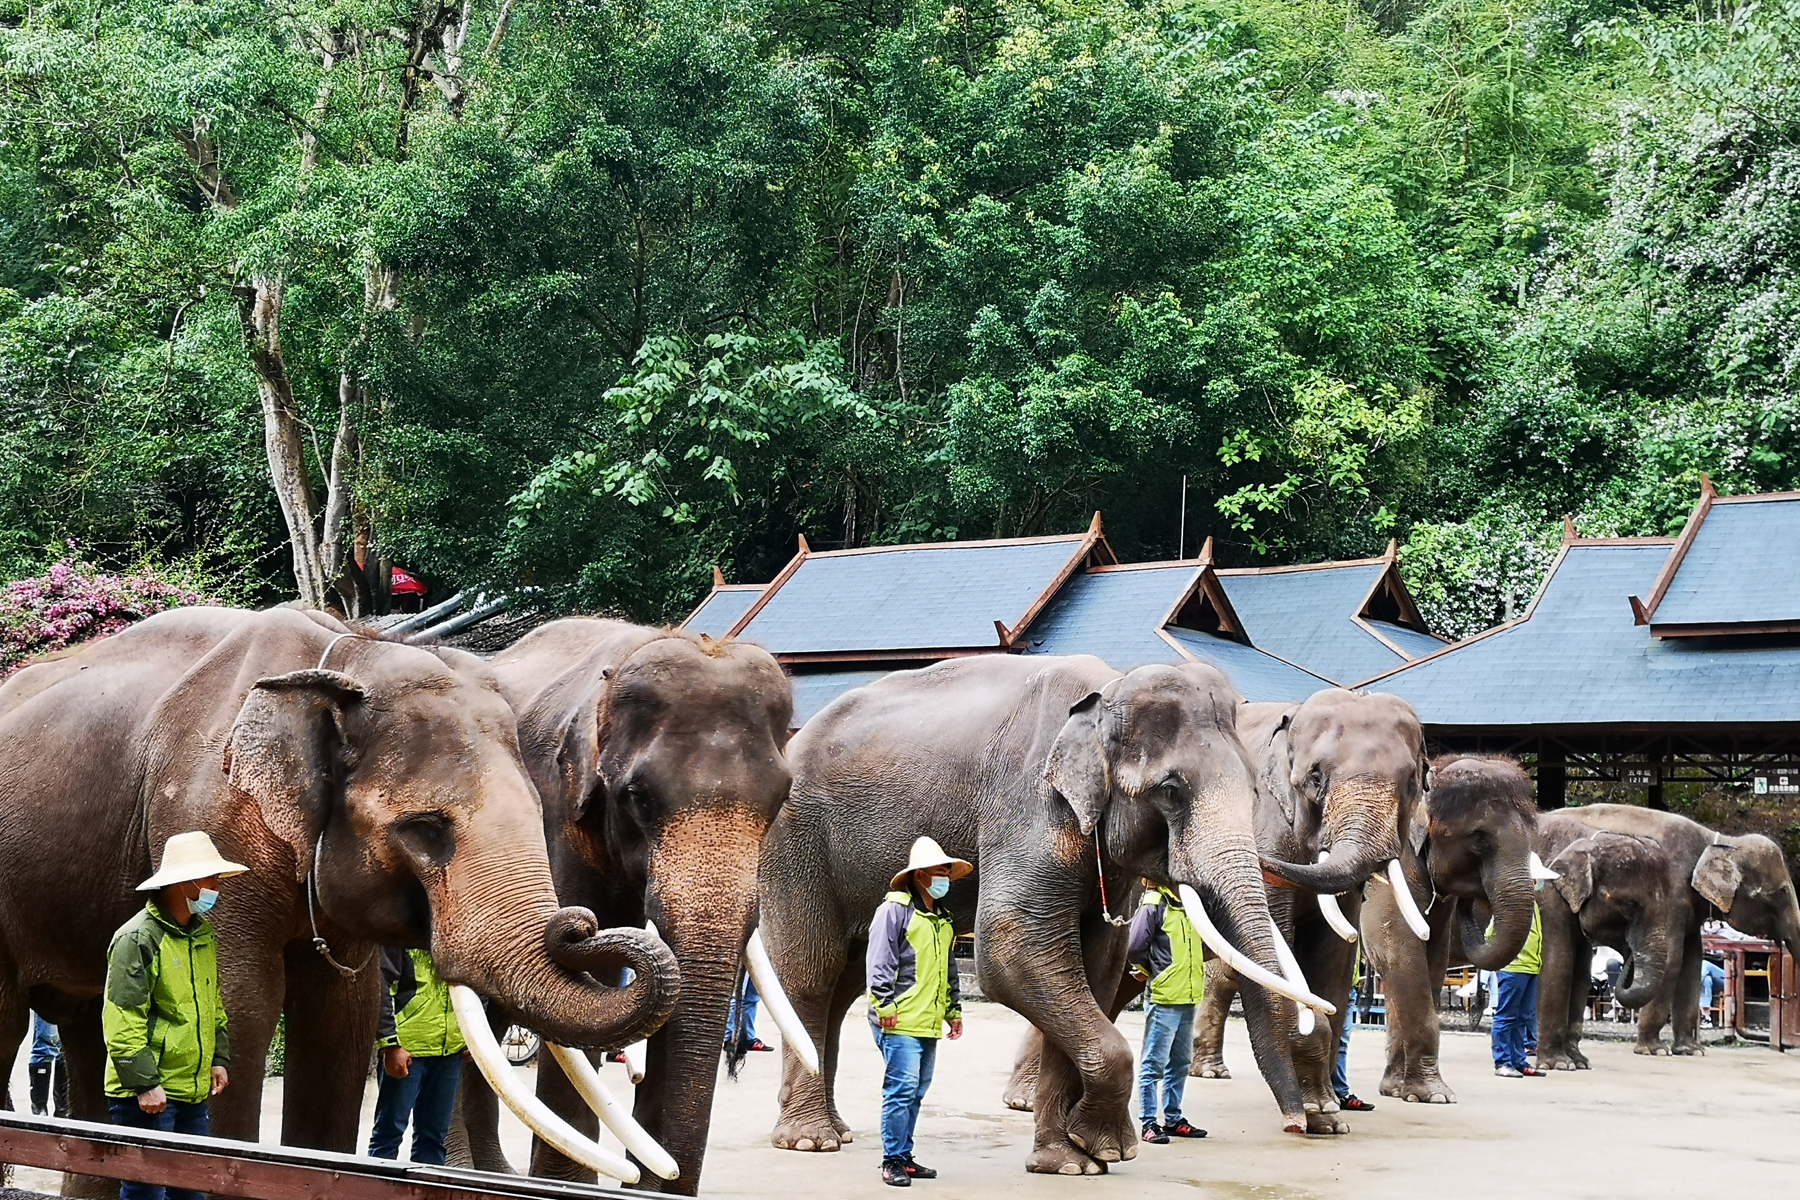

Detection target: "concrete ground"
[11, 1002, 1800, 1198]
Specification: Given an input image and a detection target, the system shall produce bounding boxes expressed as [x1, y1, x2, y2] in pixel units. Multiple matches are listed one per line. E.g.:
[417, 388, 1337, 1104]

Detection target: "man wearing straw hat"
[103, 831, 246, 1200]
[867, 835, 971, 1188]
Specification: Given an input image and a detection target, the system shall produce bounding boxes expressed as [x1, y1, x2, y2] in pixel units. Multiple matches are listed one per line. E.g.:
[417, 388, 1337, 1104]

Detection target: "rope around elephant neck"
[307, 831, 368, 978]
[1093, 818, 1130, 928]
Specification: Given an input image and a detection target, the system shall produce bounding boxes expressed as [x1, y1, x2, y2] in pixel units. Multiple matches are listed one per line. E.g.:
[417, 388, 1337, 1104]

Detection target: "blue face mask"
[191, 888, 220, 914]
[925, 876, 951, 900]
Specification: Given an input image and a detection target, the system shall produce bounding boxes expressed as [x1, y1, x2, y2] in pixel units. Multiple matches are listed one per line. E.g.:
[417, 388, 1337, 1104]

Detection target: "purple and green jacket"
[866, 889, 962, 1038]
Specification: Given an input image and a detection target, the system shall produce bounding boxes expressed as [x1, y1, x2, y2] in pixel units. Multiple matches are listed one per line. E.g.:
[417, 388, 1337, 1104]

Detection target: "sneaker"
[1340, 1094, 1376, 1111]
[747, 1039, 774, 1052]
[1141, 1122, 1170, 1144]
[1164, 1119, 1207, 1139]
[881, 1157, 912, 1187]
[1521, 1066, 1549, 1077]
[1494, 1065, 1523, 1078]
[903, 1156, 937, 1179]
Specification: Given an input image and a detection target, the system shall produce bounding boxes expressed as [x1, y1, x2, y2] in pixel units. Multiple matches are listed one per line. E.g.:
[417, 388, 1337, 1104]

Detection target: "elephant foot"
[1380, 1072, 1455, 1104]
[1671, 1042, 1705, 1057]
[1303, 1104, 1350, 1135]
[1634, 1041, 1670, 1057]
[770, 1110, 845, 1152]
[1190, 1056, 1230, 1079]
[1027, 1143, 1106, 1175]
[1003, 1077, 1038, 1112]
[1537, 1051, 1584, 1072]
[1065, 1097, 1137, 1164]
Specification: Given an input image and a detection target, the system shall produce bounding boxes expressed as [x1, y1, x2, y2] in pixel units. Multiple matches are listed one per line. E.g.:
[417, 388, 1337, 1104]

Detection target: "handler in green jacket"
[368, 947, 466, 1164]
[867, 836, 971, 1188]
[103, 831, 247, 1200]
[1127, 884, 1207, 1142]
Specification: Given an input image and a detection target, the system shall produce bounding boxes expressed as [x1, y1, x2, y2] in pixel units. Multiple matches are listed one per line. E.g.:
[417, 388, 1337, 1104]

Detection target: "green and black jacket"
[1127, 887, 1206, 1006]
[866, 889, 962, 1038]
[377, 948, 466, 1057]
[103, 901, 230, 1103]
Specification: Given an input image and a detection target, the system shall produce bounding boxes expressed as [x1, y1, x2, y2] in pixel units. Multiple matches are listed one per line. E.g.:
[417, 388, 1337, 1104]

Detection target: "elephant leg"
[278, 938, 381, 1151]
[819, 953, 864, 1141]
[1290, 920, 1353, 1134]
[203, 940, 284, 1145]
[0, 961, 26, 1113]
[528, 1049, 601, 1183]
[1190, 965, 1237, 1078]
[1533, 907, 1583, 1070]
[447, 1001, 515, 1172]
[769, 934, 852, 1153]
[983, 908, 1135, 1175]
[1003, 1027, 1043, 1112]
[57, 1000, 117, 1200]
[1372, 891, 1454, 1104]
[1669, 924, 1705, 1056]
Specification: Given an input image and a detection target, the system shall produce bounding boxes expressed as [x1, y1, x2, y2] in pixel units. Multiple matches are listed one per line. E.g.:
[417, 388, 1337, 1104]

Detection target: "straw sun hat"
[137, 831, 250, 892]
[890, 836, 974, 891]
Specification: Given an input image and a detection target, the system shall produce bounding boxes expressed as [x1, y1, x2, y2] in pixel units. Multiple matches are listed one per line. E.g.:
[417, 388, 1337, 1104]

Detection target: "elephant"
[1189, 689, 1431, 1133]
[0, 607, 677, 1189]
[454, 618, 794, 1195]
[1535, 804, 1800, 1066]
[1357, 755, 1540, 1103]
[758, 654, 1333, 1177]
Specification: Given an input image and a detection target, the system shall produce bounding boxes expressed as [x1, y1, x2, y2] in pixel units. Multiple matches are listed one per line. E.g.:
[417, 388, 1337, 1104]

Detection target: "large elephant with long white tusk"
[452, 619, 807, 1195]
[1189, 688, 1431, 1133]
[759, 656, 1334, 1175]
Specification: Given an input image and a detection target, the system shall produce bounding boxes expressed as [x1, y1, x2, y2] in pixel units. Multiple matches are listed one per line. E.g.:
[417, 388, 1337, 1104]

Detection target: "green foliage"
[2, 0, 1799, 627]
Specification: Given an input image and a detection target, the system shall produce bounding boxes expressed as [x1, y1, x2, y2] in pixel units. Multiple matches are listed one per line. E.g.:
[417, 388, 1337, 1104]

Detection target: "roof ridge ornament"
[1563, 514, 1579, 544]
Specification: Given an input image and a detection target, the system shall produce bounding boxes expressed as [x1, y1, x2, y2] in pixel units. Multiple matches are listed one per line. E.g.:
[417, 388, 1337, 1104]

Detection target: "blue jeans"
[1136, 1001, 1194, 1126]
[368, 1053, 462, 1165]
[726, 974, 762, 1048]
[30, 1013, 62, 1065]
[872, 1029, 937, 1160]
[108, 1098, 209, 1200]
[1332, 986, 1357, 1099]
[1701, 959, 1725, 1011]
[1492, 970, 1539, 1070]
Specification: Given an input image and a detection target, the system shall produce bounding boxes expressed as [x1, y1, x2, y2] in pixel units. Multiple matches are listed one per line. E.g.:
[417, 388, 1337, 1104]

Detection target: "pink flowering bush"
[1, 559, 209, 678]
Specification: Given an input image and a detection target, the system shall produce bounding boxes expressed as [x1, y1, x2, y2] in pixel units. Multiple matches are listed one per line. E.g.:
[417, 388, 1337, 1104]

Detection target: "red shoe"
[747, 1039, 774, 1052]
[1521, 1066, 1549, 1077]
[1164, 1119, 1207, 1139]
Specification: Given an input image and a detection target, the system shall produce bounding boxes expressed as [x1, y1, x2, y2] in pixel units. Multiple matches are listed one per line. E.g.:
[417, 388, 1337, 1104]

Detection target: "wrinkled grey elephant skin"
[0, 607, 677, 1198]
[1360, 755, 1539, 1104]
[1536, 804, 1800, 1066]
[453, 618, 792, 1196]
[1189, 689, 1428, 1134]
[759, 655, 1312, 1176]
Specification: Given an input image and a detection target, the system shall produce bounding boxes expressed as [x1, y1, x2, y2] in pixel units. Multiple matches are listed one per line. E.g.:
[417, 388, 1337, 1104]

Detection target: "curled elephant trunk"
[1614, 910, 1675, 1010]
[1260, 776, 1405, 894]
[1456, 864, 1537, 971]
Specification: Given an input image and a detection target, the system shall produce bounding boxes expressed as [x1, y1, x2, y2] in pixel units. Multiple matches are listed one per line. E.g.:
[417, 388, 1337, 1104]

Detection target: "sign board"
[1623, 766, 1659, 787]
[1753, 769, 1800, 796]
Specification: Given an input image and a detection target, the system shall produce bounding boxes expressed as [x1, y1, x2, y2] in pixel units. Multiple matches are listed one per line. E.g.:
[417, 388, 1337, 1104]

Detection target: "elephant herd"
[0, 606, 1795, 1194]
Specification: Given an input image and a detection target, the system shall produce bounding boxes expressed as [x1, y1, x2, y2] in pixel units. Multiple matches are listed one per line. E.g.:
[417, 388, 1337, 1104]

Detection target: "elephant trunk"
[430, 807, 680, 1051]
[1173, 825, 1307, 1130]
[1259, 776, 1404, 893]
[1613, 908, 1674, 1010]
[634, 806, 769, 1195]
[1456, 860, 1537, 971]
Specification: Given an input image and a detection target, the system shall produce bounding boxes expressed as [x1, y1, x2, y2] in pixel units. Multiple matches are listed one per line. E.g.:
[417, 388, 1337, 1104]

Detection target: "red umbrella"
[389, 566, 427, 596]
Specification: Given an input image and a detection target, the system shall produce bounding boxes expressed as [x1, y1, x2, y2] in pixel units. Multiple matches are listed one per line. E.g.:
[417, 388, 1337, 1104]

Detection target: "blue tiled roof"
[1367, 541, 1800, 726]
[1163, 628, 1334, 703]
[683, 587, 762, 638]
[1367, 619, 1448, 659]
[1217, 565, 1412, 684]
[790, 668, 893, 725]
[734, 538, 1087, 654]
[1653, 497, 1800, 627]
[1025, 566, 1199, 668]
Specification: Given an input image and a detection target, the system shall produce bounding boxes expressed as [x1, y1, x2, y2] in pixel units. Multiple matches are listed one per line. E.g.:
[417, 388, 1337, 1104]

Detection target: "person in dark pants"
[369, 947, 466, 1165]
[104, 831, 246, 1200]
[867, 836, 970, 1188]
[29, 1012, 68, 1118]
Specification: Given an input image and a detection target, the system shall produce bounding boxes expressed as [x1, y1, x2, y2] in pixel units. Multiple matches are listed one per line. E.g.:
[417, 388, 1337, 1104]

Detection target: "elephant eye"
[392, 811, 456, 869]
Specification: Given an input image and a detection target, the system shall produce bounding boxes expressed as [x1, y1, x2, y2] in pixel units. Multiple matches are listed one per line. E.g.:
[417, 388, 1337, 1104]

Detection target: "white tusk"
[449, 986, 640, 1185]
[546, 1043, 679, 1181]
[1177, 885, 1336, 1017]
[1388, 859, 1431, 941]
[1316, 852, 1359, 943]
[1267, 916, 1316, 1036]
[746, 929, 820, 1075]
[621, 1038, 647, 1084]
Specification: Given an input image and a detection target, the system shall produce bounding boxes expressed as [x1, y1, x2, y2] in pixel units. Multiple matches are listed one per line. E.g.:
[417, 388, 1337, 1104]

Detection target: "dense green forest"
[2, 0, 1797, 636]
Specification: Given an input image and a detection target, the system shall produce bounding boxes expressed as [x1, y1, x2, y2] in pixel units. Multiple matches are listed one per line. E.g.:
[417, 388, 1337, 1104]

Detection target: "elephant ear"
[225, 669, 366, 881]
[1548, 838, 1598, 913]
[1692, 842, 1743, 914]
[1264, 709, 1299, 826]
[1045, 691, 1111, 837]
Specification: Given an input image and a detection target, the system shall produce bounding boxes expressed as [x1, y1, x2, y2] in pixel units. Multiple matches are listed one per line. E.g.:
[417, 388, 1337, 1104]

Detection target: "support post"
[1536, 750, 1566, 811]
